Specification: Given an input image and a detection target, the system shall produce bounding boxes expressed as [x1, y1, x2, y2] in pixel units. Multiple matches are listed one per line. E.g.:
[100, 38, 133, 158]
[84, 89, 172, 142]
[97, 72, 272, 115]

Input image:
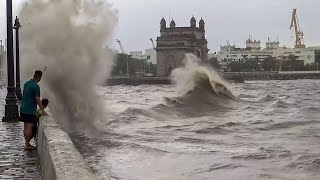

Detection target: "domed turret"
[160, 17, 166, 30]
[170, 19, 176, 28]
[190, 16, 196, 28]
[199, 17, 205, 31]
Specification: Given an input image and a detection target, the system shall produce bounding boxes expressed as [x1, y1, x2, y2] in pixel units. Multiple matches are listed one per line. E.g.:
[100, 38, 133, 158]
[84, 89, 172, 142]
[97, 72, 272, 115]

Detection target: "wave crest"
[171, 54, 235, 99]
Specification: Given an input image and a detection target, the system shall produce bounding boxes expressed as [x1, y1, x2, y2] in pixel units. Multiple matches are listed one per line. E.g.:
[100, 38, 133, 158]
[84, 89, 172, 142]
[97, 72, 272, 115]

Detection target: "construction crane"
[116, 39, 129, 77]
[290, 9, 305, 48]
[150, 38, 155, 49]
[116, 39, 125, 54]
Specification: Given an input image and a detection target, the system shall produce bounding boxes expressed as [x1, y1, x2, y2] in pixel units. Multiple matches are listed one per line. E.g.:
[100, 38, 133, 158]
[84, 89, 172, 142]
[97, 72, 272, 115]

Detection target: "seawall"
[37, 115, 97, 180]
[224, 71, 320, 81]
[106, 71, 320, 85]
[106, 77, 171, 86]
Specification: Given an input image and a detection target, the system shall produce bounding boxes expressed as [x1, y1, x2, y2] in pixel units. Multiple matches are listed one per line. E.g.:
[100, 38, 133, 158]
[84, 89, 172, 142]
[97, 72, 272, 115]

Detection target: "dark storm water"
[73, 80, 320, 180]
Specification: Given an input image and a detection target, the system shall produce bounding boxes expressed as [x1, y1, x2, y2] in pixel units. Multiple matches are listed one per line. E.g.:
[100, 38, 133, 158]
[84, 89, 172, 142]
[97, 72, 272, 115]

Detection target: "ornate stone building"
[156, 17, 209, 77]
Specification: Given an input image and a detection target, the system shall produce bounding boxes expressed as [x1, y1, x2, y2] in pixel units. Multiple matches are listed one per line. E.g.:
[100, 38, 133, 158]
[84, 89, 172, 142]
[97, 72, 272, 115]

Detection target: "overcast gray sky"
[1, 0, 320, 52]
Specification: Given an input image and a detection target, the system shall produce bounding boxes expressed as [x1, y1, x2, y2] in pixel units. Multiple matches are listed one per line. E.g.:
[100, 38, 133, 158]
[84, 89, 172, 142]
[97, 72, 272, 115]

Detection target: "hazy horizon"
[1, 0, 320, 53]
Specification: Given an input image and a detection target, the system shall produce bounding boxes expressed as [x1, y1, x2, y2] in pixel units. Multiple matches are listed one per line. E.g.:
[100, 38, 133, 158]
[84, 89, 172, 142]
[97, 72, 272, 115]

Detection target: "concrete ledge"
[37, 116, 97, 180]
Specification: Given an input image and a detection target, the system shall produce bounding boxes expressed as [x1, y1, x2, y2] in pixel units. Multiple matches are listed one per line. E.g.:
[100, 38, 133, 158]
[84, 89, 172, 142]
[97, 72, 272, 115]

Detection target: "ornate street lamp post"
[3, 0, 19, 122]
[14, 16, 22, 100]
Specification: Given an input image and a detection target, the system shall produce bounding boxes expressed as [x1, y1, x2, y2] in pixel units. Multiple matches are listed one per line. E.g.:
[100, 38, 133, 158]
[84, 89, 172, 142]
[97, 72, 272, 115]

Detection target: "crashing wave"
[170, 53, 236, 99]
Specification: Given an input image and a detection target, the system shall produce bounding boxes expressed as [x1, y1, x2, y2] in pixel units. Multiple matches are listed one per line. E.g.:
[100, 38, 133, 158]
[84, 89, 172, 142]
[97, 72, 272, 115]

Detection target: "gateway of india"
[156, 17, 209, 77]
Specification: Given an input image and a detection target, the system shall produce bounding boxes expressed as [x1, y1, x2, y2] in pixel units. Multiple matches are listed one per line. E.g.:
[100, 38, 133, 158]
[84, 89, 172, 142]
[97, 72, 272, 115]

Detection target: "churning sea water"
[73, 78, 320, 180]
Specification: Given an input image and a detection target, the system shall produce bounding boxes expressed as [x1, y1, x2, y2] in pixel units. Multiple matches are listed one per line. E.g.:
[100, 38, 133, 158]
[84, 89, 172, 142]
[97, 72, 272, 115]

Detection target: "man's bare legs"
[24, 123, 35, 150]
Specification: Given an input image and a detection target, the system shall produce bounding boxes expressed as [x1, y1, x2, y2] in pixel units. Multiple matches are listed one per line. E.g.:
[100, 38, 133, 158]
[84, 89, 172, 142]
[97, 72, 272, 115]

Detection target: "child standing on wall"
[32, 98, 49, 139]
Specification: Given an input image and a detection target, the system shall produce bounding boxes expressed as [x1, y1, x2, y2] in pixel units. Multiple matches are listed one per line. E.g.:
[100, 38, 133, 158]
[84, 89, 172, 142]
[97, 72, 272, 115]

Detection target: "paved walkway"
[0, 121, 41, 179]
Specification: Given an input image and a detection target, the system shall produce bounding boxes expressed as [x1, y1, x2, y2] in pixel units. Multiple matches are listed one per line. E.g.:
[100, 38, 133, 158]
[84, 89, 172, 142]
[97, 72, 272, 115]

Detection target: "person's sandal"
[24, 145, 36, 151]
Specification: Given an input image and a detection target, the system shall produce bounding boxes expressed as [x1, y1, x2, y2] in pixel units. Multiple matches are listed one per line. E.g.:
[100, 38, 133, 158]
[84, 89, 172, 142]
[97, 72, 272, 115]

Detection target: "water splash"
[171, 54, 235, 99]
[19, 0, 117, 134]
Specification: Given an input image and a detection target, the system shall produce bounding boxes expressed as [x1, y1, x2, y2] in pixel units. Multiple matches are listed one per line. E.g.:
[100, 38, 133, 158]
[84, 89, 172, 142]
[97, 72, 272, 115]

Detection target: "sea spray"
[19, 0, 117, 134]
[171, 53, 235, 98]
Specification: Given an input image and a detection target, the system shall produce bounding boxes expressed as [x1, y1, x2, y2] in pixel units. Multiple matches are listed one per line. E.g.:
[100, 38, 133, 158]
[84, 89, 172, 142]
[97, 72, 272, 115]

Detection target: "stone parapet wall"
[37, 116, 96, 180]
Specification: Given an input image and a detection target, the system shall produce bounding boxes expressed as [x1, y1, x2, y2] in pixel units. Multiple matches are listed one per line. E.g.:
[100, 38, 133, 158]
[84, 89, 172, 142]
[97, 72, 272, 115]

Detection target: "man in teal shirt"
[20, 70, 48, 150]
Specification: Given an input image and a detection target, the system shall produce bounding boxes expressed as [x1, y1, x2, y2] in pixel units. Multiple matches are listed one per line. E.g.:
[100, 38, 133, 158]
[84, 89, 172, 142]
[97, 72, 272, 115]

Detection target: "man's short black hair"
[34, 70, 43, 78]
[42, 98, 49, 106]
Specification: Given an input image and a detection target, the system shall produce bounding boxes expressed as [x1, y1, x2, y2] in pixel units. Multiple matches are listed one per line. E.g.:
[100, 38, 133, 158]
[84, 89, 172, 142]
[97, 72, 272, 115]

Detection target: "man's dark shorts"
[20, 113, 37, 125]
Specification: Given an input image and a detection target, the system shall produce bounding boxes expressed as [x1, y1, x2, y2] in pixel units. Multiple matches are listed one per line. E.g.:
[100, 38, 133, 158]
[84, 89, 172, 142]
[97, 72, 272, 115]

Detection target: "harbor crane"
[150, 38, 155, 49]
[116, 39, 129, 77]
[290, 9, 305, 48]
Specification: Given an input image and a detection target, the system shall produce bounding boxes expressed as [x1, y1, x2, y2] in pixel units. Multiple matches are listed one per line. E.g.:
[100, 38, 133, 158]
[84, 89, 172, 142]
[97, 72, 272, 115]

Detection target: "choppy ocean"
[73, 79, 320, 180]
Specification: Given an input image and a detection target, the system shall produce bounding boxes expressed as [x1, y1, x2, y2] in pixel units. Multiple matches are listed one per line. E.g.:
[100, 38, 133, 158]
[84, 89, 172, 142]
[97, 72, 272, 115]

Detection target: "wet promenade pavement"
[0, 91, 41, 179]
[0, 122, 40, 179]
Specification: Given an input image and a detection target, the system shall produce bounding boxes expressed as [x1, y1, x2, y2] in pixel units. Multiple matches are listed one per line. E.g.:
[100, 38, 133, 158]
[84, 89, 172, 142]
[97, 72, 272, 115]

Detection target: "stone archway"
[168, 66, 173, 75]
[167, 55, 175, 76]
[197, 50, 202, 58]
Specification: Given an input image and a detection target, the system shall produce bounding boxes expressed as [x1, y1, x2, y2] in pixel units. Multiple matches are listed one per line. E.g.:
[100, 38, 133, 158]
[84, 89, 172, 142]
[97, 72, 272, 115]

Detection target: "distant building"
[129, 49, 157, 76]
[266, 38, 280, 50]
[144, 48, 157, 65]
[130, 49, 157, 65]
[215, 37, 319, 70]
[130, 51, 144, 60]
[246, 36, 261, 50]
[156, 17, 209, 77]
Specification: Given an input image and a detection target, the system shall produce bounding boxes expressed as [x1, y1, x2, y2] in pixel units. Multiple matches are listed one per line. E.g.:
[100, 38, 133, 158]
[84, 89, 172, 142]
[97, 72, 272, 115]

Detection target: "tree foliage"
[262, 56, 278, 71]
[228, 58, 260, 72]
[226, 54, 317, 72]
[112, 53, 152, 77]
